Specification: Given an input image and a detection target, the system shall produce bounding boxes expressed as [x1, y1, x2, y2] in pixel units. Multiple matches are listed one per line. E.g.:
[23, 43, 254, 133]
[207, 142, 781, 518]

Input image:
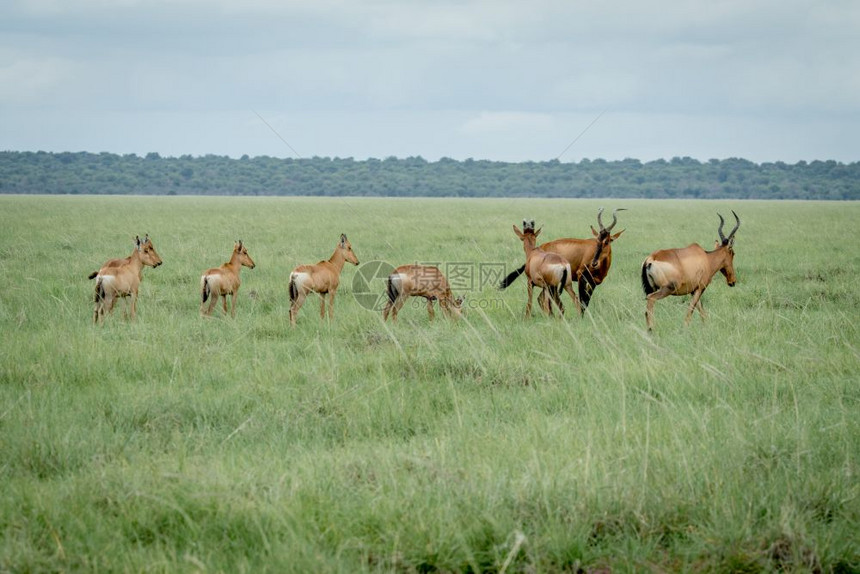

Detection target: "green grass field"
[1, 196, 858, 572]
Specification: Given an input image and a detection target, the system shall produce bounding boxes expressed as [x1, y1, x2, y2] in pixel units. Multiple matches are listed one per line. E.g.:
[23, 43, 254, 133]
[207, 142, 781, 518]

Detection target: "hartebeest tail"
[383, 265, 465, 322]
[642, 211, 740, 331]
[288, 233, 359, 326]
[90, 234, 163, 324]
[499, 208, 625, 315]
[200, 241, 256, 317]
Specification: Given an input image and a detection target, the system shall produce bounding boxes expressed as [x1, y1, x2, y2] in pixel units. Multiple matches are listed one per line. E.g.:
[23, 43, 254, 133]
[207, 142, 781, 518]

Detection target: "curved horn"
[727, 210, 741, 241]
[717, 213, 727, 243]
[607, 208, 626, 232]
[596, 207, 605, 232]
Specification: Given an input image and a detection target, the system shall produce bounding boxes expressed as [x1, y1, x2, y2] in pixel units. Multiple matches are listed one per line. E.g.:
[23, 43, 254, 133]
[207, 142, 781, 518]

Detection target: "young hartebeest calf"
[200, 241, 256, 317]
[641, 211, 740, 331]
[88, 234, 163, 323]
[513, 220, 577, 318]
[500, 208, 626, 314]
[288, 234, 359, 326]
[382, 265, 465, 322]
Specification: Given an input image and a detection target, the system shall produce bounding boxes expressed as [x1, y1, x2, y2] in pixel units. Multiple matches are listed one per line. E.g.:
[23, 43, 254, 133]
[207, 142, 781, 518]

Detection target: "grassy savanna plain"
[1, 195, 858, 573]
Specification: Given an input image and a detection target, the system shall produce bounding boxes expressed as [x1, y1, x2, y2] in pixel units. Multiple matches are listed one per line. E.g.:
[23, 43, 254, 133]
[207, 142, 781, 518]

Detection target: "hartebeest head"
[715, 211, 741, 286]
[234, 240, 256, 269]
[513, 219, 541, 252]
[137, 234, 163, 268]
[338, 233, 360, 266]
[589, 208, 626, 269]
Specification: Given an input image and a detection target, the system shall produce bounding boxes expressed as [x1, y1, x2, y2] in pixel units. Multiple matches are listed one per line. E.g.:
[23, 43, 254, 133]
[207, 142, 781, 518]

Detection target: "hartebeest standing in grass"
[513, 220, 577, 317]
[288, 233, 359, 326]
[88, 234, 163, 324]
[382, 265, 465, 322]
[200, 241, 256, 317]
[500, 208, 626, 314]
[641, 211, 740, 331]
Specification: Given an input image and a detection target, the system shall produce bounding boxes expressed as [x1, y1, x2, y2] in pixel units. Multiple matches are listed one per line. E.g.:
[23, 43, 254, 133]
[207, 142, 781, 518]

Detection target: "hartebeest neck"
[327, 248, 348, 274]
[127, 246, 145, 273]
[226, 250, 243, 273]
[705, 245, 730, 274]
[521, 235, 538, 257]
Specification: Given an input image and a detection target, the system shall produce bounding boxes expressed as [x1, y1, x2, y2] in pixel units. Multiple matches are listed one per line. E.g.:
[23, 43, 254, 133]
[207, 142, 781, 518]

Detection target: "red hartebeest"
[641, 211, 740, 331]
[200, 241, 256, 317]
[500, 208, 625, 314]
[88, 234, 163, 323]
[513, 220, 577, 317]
[288, 233, 359, 326]
[382, 265, 465, 322]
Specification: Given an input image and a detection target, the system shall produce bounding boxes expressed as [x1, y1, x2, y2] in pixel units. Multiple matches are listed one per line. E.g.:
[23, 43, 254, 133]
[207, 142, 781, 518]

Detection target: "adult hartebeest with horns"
[88, 234, 163, 323]
[500, 208, 626, 314]
[382, 265, 465, 322]
[641, 211, 740, 331]
[200, 241, 256, 317]
[288, 233, 359, 326]
[512, 220, 577, 317]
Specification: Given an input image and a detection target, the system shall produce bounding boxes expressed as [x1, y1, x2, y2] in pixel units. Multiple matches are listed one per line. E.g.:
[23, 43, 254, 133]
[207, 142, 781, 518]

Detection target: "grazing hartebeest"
[500, 208, 626, 314]
[288, 233, 359, 326]
[200, 241, 256, 317]
[513, 220, 577, 318]
[641, 211, 740, 331]
[382, 265, 465, 322]
[88, 234, 163, 323]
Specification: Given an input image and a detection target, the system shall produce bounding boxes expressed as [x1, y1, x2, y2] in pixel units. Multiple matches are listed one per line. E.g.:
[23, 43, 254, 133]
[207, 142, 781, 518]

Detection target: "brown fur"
[288, 234, 359, 326]
[90, 235, 163, 324]
[200, 241, 256, 317]
[642, 212, 740, 331]
[382, 265, 464, 322]
[513, 221, 577, 318]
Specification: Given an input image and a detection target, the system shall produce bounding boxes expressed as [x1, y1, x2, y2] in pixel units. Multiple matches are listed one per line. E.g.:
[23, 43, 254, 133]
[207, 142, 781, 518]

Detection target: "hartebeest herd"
[87, 209, 740, 331]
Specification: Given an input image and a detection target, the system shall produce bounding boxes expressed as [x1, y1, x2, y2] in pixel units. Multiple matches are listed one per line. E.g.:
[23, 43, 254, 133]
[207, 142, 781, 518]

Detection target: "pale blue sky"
[2, 0, 858, 162]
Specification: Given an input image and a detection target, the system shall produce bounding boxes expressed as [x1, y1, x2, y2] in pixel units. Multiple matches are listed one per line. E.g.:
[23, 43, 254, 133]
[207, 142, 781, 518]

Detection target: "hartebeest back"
[383, 265, 465, 322]
[200, 241, 256, 317]
[500, 208, 625, 314]
[288, 233, 359, 326]
[89, 234, 163, 323]
[641, 211, 740, 331]
[512, 220, 577, 318]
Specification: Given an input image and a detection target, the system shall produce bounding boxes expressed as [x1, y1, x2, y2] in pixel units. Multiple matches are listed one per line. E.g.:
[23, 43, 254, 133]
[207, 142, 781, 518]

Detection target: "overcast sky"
[2, 0, 858, 163]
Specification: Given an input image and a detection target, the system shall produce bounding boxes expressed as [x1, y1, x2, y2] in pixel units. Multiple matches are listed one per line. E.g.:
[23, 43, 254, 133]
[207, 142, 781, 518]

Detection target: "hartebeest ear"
[534, 226, 542, 238]
[135, 235, 141, 248]
[513, 225, 524, 239]
[339, 233, 347, 247]
[611, 229, 625, 240]
[591, 225, 599, 237]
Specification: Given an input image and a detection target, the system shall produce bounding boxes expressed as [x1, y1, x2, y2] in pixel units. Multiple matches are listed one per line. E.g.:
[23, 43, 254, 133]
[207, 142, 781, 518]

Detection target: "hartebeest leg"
[563, 283, 580, 316]
[327, 290, 336, 320]
[537, 289, 552, 315]
[525, 281, 534, 318]
[205, 292, 219, 316]
[389, 294, 407, 321]
[130, 288, 140, 320]
[427, 298, 436, 321]
[230, 292, 238, 318]
[382, 300, 392, 321]
[645, 286, 674, 331]
[685, 289, 705, 325]
[290, 292, 307, 327]
[318, 293, 326, 319]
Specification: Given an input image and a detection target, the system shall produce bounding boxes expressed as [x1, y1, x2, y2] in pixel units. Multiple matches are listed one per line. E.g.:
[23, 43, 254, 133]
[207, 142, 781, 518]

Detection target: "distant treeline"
[1, 151, 857, 199]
